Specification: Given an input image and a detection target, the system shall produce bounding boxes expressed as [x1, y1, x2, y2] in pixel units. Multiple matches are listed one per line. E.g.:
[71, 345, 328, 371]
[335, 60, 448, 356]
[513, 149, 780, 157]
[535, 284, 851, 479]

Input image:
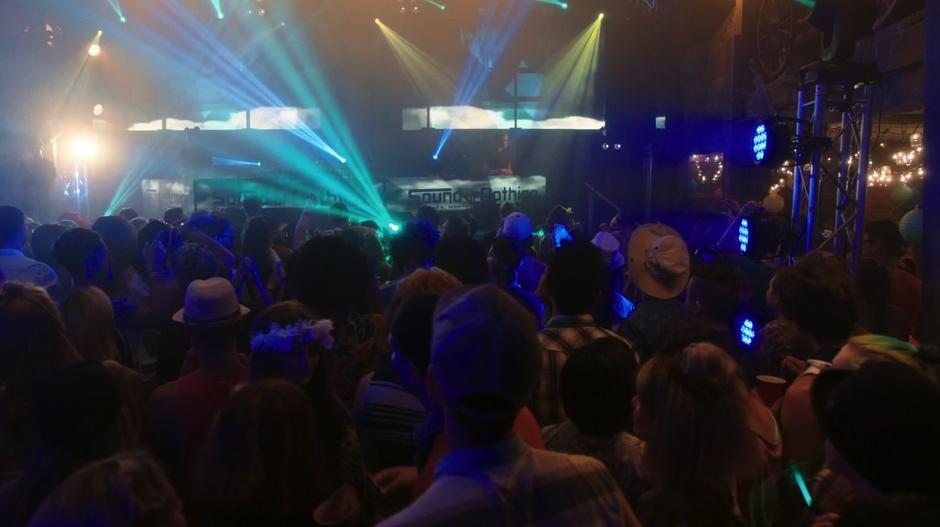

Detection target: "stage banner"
[382, 175, 547, 213]
[192, 178, 341, 211]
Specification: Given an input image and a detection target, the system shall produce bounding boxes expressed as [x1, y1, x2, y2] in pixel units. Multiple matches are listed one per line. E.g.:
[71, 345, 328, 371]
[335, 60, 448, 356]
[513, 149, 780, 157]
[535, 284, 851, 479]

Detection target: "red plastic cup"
[755, 375, 788, 407]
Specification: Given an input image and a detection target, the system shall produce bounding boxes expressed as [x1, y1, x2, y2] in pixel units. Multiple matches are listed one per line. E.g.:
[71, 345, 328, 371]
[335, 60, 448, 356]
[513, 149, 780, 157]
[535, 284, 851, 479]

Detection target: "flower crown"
[250, 319, 334, 354]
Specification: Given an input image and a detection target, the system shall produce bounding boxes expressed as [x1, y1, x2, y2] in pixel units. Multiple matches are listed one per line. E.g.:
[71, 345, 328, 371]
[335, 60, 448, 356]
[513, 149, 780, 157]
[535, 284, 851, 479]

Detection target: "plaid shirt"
[378, 435, 638, 527]
[532, 314, 632, 426]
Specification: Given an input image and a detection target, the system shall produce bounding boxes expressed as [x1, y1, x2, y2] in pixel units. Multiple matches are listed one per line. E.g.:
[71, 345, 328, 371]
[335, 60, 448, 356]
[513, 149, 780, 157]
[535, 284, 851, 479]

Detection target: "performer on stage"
[487, 132, 514, 176]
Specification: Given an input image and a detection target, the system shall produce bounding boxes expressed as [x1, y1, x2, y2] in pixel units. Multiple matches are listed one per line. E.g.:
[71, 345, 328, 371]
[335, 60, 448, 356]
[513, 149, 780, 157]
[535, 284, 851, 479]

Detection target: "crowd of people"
[0, 198, 937, 526]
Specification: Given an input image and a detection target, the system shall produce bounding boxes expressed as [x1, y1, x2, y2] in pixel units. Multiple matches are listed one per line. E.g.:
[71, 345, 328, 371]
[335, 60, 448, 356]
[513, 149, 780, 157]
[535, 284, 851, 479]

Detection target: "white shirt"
[0, 248, 58, 290]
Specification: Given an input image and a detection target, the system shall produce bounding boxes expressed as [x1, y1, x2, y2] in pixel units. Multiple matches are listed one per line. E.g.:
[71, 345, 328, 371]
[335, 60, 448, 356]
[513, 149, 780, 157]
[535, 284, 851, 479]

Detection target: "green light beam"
[421, 0, 447, 10]
[535, 0, 569, 9]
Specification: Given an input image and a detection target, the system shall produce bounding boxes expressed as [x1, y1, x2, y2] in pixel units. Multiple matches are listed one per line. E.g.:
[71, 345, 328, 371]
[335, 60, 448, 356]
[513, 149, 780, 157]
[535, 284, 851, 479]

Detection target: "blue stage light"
[388, 223, 401, 233]
[738, 218, 750, 254]
[752, 121, 769, 164]
[739, 318, 757, 347]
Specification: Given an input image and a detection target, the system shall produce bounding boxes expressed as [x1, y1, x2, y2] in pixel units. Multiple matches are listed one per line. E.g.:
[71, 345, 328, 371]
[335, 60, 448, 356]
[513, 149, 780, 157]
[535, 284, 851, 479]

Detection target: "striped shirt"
[356, 366, 427, 471]
[532, 315, 632, 426]
[378, 434, 638, 527]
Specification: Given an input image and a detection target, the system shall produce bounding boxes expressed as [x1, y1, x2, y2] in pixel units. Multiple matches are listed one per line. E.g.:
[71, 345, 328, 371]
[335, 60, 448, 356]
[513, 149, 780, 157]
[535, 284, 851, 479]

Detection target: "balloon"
[899, 206, 923, 247]
[762, 193, 785, 214]
[890, 184, 916, 210]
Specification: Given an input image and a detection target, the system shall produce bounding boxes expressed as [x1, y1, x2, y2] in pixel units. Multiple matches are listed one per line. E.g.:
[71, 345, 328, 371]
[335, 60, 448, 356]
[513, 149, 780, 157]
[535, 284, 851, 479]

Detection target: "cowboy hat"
[628, 224, 690, 300]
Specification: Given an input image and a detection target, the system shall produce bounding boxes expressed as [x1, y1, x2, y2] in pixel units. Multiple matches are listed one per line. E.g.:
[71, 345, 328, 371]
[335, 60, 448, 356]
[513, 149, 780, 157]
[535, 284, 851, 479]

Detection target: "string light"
[690, 153, 723, 184]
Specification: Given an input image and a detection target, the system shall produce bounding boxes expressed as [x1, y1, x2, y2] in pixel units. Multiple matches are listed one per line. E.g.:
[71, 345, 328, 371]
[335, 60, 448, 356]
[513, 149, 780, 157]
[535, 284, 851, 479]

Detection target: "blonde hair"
[638, 343, 758, 491]
[60, 287, 121, 362]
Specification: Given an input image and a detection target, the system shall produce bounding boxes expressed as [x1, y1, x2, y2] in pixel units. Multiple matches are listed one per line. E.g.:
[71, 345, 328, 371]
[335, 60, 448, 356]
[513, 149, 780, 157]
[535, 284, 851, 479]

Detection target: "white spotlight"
[88, 43, 102, 57]
[71, 136, 100, 162]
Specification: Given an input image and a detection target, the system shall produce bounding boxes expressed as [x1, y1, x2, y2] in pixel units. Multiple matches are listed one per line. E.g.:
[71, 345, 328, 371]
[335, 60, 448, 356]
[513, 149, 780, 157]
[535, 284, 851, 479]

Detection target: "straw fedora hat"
[628, 224, 690, 300]
[172, 277, 250, 328]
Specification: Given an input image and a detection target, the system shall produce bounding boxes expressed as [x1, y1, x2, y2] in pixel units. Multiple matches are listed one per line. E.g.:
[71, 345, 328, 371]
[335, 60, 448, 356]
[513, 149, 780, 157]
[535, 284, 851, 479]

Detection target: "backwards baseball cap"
[812, 361, 940, 494]
[431, 284, 541, 423]
[500, 212, 533, 242]
[592, 231, 626, 269]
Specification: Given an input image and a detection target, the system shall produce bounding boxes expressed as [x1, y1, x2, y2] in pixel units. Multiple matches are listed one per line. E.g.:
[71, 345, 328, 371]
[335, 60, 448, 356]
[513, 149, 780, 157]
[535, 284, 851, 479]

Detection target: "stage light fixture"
[598, 13, 605, 20]
[738, 218, 750, 253]
[93, 104, 104, 117]
[738, 318, 757, 347]
[388, 223, 401, 233]
[88, 43, 102, 57]
[71, 136, 100, 162]
[375, 18, 381, 24]
[120, 17, 127, 23]
[752, 121, 769, 164]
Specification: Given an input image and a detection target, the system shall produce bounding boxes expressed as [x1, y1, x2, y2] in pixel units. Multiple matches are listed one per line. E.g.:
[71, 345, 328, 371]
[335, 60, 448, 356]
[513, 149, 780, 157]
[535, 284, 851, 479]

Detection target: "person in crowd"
[93, 216, 184, 382]
[383, 220, 439, 302]
[163, 206, 187, 228]
[830, 334, 937, 375]
[757, 319, 815, 382]
[617, 223, 692, 362]
[149, 277, 250, 493]
[861, 220, 921, 336]
[634, 342, 761, 526]
[29, 223, 67, 270]
[52, 227, 109, 291]
[172, 242, 225, 289]
[194, 380, 338, 527]
[854, 258, 907, 340]
[440, 216, 471, 239]
[58, 212, 90, 229]
[118, 208, 139, 223]
[355, 270, 459, 475]
[91, 215, 140, 314]
[536, 205, 579, 262]
[378, 285, 640, 527]
[498, 211, 544, 294]
[0, 361, 121, 526]
[415, 205, 440, 231]
[433, 235, 488, 285]
[249, 301, 334, 386]
[499, 201, 516, 220]
[533, 240, 632, 426]
[59, 286, 123, 363]
[329, 201, 352, 230]
[591, 231, 633, 328]
[0, 206, 58, 290]
[182, 211, 237, 256]
[372, 290, 545, 505]
[291, 235, 381, 406]
[249, 301, 354, 501]
[130, 217, 148, 231]
[241, 196, 263, 220]
[773, 258, 858, 470]
[238, 215, 286, 308]
[0, 284, 79, 473]
[60, 286, 148, 449]
[809, 361, 940, 520]
[542, 337, 646, 503]
[685, 259, 769, 380]
[490, 235, 545, 326]
[28, 452, 186, 527]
